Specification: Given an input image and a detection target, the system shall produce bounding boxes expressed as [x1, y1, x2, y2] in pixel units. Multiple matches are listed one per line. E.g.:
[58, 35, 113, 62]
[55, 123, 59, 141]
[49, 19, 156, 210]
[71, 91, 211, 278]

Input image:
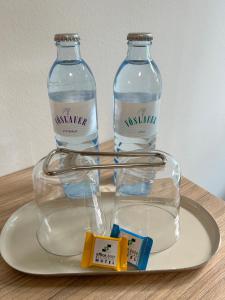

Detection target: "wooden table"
[0, 141, 225, 300]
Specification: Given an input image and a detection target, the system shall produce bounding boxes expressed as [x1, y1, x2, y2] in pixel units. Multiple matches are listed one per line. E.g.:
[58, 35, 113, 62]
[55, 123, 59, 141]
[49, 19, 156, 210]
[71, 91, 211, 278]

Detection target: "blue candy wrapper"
[111, 224, 153, 270]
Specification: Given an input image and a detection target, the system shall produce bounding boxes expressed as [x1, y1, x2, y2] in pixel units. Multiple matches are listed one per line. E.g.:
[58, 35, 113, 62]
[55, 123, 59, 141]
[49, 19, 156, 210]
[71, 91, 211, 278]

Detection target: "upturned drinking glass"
[32, 150, 105, 256]
[112, 151, 180, 253]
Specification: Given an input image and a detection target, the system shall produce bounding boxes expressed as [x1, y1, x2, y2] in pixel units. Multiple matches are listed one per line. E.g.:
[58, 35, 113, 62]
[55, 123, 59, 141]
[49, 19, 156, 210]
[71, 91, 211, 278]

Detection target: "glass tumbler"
[32, 149, 105, 256]
[112, 151, 180, 253]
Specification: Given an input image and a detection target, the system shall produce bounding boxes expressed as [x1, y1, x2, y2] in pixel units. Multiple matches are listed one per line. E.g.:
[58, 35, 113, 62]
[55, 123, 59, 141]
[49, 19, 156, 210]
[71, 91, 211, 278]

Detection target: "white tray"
[0, 193, 220, 275]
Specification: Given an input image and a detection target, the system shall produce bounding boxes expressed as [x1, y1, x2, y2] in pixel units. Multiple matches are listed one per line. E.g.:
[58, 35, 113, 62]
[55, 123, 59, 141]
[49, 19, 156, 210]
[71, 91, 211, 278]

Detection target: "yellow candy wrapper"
[81, 232, 128, 271]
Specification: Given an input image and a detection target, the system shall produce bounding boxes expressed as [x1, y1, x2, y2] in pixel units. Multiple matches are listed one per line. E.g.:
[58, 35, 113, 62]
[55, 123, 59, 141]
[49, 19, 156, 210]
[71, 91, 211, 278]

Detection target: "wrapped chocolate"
[111, 224, 153, 270]
[81, 232, 128, 271]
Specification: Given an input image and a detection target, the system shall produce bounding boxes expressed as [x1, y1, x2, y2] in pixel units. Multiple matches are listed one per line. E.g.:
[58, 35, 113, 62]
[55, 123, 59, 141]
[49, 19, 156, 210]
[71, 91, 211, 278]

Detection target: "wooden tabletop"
[0, 141, 225, 300]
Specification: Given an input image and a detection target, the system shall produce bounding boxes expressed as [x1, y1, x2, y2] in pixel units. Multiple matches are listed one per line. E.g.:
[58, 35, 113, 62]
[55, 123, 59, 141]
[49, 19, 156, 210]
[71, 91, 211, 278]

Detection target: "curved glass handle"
[43, 148, 167, 176]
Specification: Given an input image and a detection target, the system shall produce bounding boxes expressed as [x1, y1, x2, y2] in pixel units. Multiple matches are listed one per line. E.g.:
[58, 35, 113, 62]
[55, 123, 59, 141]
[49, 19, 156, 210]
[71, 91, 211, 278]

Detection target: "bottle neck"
[56, 41, 81, 61]
[126, 40, 152, 61]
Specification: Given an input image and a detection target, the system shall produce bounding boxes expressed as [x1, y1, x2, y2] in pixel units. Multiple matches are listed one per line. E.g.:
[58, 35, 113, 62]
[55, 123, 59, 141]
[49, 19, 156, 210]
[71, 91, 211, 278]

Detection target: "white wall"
[0, 0, 225, 199]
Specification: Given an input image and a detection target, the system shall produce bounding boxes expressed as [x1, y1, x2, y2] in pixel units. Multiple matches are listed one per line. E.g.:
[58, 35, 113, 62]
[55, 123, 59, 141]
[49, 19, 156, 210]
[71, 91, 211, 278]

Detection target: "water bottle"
[48, 33, 99, 198]
[114, 32, 162, 155]
[48, 33, 98, 152]
[113, 33, 162, 195]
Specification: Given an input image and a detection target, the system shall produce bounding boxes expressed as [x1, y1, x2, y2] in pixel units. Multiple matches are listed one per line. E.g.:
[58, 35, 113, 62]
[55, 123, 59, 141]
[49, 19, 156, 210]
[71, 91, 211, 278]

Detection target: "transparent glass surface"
[113, 40, 162, 155]
[48, 40, 99, 151]
[112, 151, 180, 253]
[48, 40, 99, 199]
[33, 152, 105, 256]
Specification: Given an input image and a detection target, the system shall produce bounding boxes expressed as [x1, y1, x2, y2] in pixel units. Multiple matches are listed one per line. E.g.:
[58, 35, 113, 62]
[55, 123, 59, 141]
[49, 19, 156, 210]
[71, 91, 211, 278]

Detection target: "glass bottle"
[113, 32, 162, 156]
[48, 34, 99, 198]
[48, 33, 98, 152]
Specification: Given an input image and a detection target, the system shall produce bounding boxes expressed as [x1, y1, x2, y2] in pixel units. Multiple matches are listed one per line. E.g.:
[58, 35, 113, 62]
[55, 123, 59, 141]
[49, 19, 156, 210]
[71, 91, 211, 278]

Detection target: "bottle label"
[50, 99, 97, 137]
[115, 100, 160, 138]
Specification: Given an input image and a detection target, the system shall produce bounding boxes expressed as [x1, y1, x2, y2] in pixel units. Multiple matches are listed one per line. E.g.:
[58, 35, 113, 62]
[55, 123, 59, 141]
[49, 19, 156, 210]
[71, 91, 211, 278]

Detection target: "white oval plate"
[0, 194, 220, 275]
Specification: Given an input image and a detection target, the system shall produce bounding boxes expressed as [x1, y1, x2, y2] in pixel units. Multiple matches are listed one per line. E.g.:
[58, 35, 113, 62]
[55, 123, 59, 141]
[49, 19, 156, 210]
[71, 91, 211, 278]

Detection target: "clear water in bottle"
[114, 33, 162, 155]
[113, 33, 162, 195]
[48, 33, 99, 198]
[48, 34, 98, 152]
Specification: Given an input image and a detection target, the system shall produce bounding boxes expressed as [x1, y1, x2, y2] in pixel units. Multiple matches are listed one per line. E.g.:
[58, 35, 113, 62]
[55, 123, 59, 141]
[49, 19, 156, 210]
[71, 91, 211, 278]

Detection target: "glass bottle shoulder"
[114, 58, 162, 97]
[48, 58, 96, 92]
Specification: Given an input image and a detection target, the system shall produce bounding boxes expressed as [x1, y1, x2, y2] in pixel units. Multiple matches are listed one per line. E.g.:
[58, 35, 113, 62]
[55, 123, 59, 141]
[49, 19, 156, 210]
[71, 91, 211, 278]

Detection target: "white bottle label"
[115, 100, 160, 138]
[50, 99, 97, 137]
